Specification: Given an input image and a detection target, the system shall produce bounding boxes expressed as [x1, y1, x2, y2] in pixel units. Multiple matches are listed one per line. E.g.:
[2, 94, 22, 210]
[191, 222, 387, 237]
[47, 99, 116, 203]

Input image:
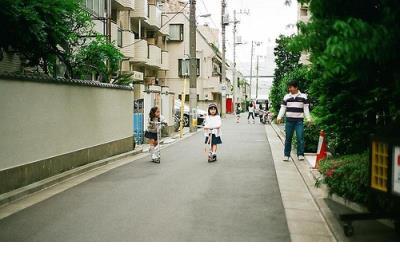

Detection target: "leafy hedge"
[292, 0, 400, 154]
[318, 152, 400, 212]
[319, 152, 370, 204]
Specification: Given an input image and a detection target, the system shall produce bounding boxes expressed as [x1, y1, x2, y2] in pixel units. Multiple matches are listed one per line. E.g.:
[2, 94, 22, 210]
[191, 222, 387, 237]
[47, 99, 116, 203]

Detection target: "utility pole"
[249, 41, 262, 100]
[106, 0, 112, 43]
[221, 0, 227, 117]
[256, 55, 259, 99]
[231, 9, 248, 109]
[249, 41, 254, 100]
[232, 10, 239, 109]
[189, 0, 197, 132]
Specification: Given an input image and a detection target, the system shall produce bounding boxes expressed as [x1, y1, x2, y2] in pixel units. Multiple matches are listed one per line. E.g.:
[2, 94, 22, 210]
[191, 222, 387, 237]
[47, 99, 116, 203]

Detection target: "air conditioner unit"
[236, 36, 243, 44]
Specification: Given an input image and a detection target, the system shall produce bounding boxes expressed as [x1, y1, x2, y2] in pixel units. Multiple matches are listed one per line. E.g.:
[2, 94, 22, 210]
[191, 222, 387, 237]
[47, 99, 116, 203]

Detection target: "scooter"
[206, 128, 217, 163]
[150, 121, 167, 163]
[259, 110, 267, 124]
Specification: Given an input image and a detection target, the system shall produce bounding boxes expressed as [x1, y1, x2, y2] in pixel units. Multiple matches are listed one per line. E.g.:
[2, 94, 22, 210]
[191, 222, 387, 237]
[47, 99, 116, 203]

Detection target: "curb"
[0, 148, 143, 208]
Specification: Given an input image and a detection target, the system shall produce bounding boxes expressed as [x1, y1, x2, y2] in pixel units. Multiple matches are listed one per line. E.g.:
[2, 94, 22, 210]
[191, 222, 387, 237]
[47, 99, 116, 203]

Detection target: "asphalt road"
[0, 116, 290, 241]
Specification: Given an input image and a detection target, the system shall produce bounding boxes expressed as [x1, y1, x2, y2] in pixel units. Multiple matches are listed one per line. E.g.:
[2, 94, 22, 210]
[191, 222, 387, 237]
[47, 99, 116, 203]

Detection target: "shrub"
[318, 152, 400, 213]
[319, 152, 370, 204]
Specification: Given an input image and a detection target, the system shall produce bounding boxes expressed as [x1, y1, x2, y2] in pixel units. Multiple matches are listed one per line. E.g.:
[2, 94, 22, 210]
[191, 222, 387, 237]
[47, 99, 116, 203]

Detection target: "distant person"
[277, 80, 311, 162]
[248, 102, 255, 124]
[236, 104, 242, 123]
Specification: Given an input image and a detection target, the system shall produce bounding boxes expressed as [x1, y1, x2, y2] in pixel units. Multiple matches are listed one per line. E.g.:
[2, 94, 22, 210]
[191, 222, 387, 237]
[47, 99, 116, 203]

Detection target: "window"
[85, 0, 105, 17]
[169, 24, 184, 41]
[178, 59, 200, 77]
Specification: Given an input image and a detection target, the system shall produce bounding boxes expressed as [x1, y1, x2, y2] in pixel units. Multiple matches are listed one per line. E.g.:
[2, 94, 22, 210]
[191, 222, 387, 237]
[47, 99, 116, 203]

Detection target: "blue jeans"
[284, 119, 304, 157]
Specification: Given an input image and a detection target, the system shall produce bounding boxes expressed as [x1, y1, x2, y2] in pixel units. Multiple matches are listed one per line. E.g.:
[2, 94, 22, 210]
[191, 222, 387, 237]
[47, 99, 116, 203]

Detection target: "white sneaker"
[283, 156, 290, 162]
[298, 155, 305, 161]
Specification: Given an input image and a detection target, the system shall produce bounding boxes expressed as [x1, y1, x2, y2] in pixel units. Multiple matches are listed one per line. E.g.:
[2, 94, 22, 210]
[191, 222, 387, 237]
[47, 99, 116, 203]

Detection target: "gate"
[134, 99, 144, 145]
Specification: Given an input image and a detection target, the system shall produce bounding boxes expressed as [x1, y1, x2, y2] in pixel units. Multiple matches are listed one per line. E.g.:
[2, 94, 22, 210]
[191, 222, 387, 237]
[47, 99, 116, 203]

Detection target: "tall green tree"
[270, 35, 302, 113]
[0, 0, 92, 76]
[291, 0, 400, 154]
[272, 35, 301, 88]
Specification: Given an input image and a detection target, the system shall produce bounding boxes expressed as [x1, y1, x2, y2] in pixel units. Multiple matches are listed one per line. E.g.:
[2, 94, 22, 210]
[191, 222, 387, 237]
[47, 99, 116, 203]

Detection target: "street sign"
[220, 84, 227, 96]
[392, 146, 400, 195]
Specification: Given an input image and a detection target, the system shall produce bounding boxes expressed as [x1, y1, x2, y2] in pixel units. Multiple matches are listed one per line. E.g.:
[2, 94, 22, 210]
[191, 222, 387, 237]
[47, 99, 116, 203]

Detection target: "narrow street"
[0, 117, 290, 242]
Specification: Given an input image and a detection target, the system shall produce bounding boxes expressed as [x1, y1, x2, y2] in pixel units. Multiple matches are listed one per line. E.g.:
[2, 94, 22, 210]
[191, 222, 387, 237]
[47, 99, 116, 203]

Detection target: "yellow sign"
[371, 141, 389, 192]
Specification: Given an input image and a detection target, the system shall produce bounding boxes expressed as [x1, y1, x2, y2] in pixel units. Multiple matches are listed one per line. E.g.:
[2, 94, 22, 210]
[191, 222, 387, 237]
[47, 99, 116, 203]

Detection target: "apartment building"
[86, 0, 175, 138]
[163, 11, 223, 112]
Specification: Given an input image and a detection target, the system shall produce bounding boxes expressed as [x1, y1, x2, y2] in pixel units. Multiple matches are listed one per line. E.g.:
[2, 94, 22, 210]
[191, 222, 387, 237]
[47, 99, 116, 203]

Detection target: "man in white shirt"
[277, 80, 312, 161]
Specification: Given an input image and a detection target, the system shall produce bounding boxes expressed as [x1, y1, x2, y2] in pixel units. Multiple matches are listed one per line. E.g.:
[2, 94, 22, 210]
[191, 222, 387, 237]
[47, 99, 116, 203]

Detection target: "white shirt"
[278, 91, 311, 121]
[204, 115, 222, 137]
[249, 106, 254, 112]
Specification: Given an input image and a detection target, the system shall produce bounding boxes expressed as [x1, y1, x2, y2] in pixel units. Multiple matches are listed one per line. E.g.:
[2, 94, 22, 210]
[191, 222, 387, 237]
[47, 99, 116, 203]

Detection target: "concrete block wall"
[0, 76, 134, 194]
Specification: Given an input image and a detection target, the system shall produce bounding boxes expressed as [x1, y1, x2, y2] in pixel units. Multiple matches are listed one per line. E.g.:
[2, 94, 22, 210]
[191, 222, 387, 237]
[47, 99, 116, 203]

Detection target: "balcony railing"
[121, 30, 135, 58]
[148, 44, 161, 68]
[132, 39, 149, 63]
[132, 0, 148, 18]
[161, 51, 169, 70]
[148, 4, 162, 29]
[114, 0, 135, 10]
[111, 22, 120, 46]
[160, 14, 169, 35]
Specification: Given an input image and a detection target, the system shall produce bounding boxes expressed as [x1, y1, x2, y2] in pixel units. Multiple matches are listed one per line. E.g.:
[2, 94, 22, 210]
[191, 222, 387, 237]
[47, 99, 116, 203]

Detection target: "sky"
[195, 0, 298, 98]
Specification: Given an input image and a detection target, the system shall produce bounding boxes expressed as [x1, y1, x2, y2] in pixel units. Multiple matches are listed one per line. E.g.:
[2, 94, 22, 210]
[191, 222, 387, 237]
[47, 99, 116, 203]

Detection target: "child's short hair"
[208, 103, 219, 115]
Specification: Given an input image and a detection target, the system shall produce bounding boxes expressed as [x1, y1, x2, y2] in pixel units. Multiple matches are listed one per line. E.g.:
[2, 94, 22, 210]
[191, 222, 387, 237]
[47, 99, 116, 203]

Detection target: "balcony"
[132, 39, 149, 64]
[161, 51, 169, 70]
[132, 0, 148, 18]
[148, 4, 162, 29]
[121, 30, 135, 58]
[160, 14, 169, 35]
[148, 44, 161, 68]
[111, 22, 121, 47]
[113, 0, 135, 10]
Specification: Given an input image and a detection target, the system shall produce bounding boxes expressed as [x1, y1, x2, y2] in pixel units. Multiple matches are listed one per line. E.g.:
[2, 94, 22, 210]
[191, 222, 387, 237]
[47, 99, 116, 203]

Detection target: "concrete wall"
[0, 77, 134, 194]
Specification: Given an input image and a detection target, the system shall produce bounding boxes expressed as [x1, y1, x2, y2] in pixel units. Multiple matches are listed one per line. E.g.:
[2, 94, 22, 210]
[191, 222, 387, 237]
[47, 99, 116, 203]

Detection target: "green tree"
[270, 65, 312, 114]
[272, 35, 301, 88]
[269, 35, 302, 113]
[0, 0, 94, 76]
[73, 36, 124, 83]
[292, 0, 400, 154]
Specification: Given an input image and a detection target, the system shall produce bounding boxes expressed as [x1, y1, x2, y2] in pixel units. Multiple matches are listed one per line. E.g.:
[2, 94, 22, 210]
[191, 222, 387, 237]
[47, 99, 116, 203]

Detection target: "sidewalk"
[270, 123, 400, 242]
[266, 124, 336, 242]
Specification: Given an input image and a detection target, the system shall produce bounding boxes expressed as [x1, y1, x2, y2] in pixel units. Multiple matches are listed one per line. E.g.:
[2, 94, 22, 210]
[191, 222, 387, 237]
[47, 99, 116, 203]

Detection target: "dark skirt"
[205, 135, 222, 145]
[145, 131, 158, 140]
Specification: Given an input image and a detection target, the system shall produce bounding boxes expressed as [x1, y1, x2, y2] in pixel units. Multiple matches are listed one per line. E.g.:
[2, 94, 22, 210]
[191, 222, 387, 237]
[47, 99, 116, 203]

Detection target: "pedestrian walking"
[248, 102, 255, 124]
[145, 106, 164, 163]
[236, 103, 242, 123]
[204, 103, 222, 162]
[277, 80, 312, 162]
